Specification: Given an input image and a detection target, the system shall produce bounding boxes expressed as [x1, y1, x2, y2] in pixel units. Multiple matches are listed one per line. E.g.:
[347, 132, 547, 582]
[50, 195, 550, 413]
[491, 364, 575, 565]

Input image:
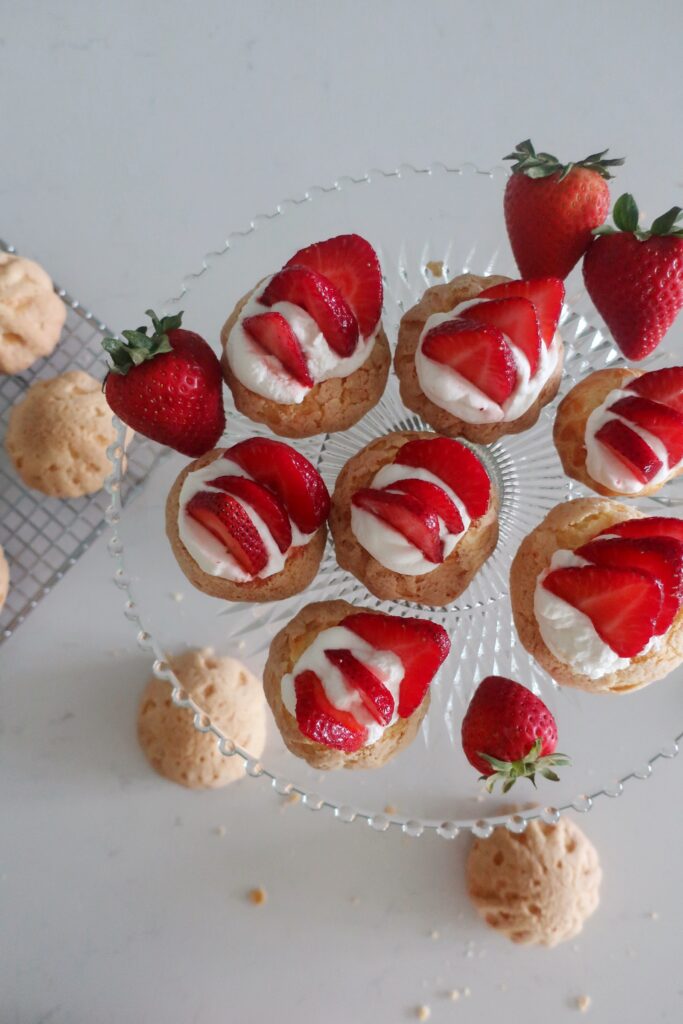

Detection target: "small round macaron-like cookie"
[394, 273, 564, 444]
[166, 440, 330, 603]
[554, 365, 683, 498]
[467, 817, 601, 947]
[5, 370, 131, 498]
[263, 599, 450, 771]
[510, 497, 683, 693]
[0, 544, 9, 613]
[330, 431, 499, 606]
[220, 234, 390, 439]
[137, 648, 266, 788]
[0, 252, 66, 374]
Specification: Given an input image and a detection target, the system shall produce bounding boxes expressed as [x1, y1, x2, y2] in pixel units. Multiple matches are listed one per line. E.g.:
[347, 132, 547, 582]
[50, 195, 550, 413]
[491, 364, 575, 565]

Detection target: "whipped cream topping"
[281, 624, 404, 746]
[224, 277, 378, 405]
[415, 298, 561, 424]
[178, 456, 314, 582]
[585, 387, 679, 493]
[534, 547, 659, 680]
[350, 463, 471, 575]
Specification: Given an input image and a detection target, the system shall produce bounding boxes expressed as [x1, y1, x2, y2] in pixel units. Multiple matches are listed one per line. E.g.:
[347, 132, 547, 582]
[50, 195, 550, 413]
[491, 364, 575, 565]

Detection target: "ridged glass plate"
[106, 164, 683, 837]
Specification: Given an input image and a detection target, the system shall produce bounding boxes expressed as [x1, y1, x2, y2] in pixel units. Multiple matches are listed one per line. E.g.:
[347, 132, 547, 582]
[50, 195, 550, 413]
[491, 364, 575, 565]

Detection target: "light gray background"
[2, 2, 683, 1021]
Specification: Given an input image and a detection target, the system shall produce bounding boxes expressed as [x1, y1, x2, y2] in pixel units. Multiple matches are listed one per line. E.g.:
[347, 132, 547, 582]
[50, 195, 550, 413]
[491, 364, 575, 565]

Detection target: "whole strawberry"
[503, 139, 624, 279]
[461, 675, 570, 793]
[103, 310, 225, 457]
[583, 194, 683, 360]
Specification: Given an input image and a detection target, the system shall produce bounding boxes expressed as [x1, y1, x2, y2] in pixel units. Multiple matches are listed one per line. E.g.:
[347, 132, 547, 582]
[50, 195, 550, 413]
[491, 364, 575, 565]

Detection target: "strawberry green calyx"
[102, 309, 184, 375]
[504, 139, 625, 182]
[594, 193, 683, 240]
[478, 738, 571, 794]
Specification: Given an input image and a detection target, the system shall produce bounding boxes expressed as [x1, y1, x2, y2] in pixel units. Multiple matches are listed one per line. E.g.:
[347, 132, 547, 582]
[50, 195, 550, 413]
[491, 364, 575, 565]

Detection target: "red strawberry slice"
[478, 277, 565, 346]
[608, 395, 683, 464]
[421, 318, 517, 405]
[324, 648, 395, 725]
[594, 419, 663, 483]
[242, 312, 313, 387]
[352, 488, 443, 564]
[386, 478, 464, 535]
[394, 437, 491, 519]
[294, 670, 367, 752]
[260, 265, 359, 357]
[285, 234, 383, 336]
[186, 491, 268, 575]
[461, 297, 541, 375]
[626, 367, 683, 415]
[343, 612, 450, 718]
[208, 475, 292, 554]
[576, 535, 683, 635]
[227, 438, 330, 534]
[602, 516, 683, 543]
[542, 565, 662, 658]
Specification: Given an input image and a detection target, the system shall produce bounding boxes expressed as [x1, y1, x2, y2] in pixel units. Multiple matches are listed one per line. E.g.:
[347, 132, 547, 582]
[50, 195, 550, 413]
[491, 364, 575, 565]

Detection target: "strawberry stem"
[102, 309, 183, 375]
[504, 139, 624, 181]
[594, 193, 683, 241]
[478, 738, 571, 794]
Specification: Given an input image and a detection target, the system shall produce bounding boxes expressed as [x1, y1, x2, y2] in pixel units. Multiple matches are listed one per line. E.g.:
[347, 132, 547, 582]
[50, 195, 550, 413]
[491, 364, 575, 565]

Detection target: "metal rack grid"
[0, 240, 162, 643]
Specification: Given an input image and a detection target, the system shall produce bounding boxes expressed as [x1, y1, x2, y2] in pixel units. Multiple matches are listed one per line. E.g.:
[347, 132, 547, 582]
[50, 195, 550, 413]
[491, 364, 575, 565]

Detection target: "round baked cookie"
[221, 285, 391, 439]
[137, 648, 266, 788]
[330, 431, 499, 605]
[0, 253, 66, 374]
[510, 497, 683, 693]
[5, 370, 130, 498]
[554, 367, 681, 498]
[166, 447, 327, 603]
[467, 817, 601, 947]
[0, 544, 9, 613]
[263, 599, 431, 771]
[394, 273, 564, 444]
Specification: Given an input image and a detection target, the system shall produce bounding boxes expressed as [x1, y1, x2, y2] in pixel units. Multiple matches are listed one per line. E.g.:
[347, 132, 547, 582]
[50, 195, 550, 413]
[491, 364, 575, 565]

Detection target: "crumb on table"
[248, 886, 267, 906]
[425, 260, 445, 278]
[576, 994, 591, 1013]
[415, 1006, 431, 1022]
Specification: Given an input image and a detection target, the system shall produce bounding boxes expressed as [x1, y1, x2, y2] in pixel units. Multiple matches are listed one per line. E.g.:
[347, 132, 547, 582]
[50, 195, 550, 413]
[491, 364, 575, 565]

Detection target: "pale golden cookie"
[166, 447, 327, 603]
[510, 498, 683, 692]
[553, 367, 679, 498]
[0, 544, 8, 613]
[394, 274, 564, 444]
[5, 370, 129, 498]
[0, 253, 66, 374]
[467, 817, 601, 947]
[263, 599, 430, 770]
[330, 431, 499, 605]
[137, 648, 266, 788]
[220, 285, 390, 438]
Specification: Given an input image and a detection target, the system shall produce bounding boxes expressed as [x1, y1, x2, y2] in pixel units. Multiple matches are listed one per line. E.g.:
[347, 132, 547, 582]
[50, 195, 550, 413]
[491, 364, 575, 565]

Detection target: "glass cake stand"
[105, 163, 683, 837]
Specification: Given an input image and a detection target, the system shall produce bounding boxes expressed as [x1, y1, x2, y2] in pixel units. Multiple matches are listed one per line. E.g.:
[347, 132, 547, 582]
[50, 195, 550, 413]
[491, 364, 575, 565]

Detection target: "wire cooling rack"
[0, 239, 163, 643]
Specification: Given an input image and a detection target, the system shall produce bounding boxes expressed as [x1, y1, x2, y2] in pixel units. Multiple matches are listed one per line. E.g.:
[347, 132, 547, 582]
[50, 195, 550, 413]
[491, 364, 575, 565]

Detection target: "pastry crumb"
[213, 825, 226, 837]
[281, 791, 301, 807]
[425, 260, 445, 278]
[648, 910, 659, 920]
[169, 591, 184, 602]
[415, 1006, 431, 1021]
[463, 987, 471, 997]
[384, 803, 398, 815]
[575, 995, 591, 1013]
[248, 886, 267, 906]
[448, 989, 461, 1002]
[430, 929, 440, 940]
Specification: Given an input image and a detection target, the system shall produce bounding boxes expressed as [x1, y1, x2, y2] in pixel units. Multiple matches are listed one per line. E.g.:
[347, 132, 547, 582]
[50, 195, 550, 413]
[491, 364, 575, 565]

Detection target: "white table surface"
[3, 3, 683, 1021]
